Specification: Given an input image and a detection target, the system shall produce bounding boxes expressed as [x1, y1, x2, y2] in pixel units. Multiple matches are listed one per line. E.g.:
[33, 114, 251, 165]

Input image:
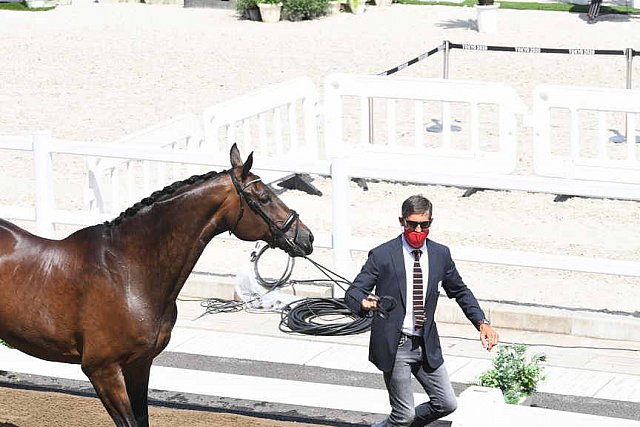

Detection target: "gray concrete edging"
[181, 274, 640, 343]
[436, 298, 640, 342]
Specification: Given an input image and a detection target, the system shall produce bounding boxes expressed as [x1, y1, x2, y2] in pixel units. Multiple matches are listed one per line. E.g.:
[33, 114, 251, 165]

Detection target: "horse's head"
[224, 144, 314, 257]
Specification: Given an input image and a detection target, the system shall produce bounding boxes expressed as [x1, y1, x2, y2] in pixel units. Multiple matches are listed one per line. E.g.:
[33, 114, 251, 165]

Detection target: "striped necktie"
[412, 250, 425, 331]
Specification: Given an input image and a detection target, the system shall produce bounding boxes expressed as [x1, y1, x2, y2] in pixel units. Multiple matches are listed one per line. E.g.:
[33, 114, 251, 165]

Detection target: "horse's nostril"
[308, 232, 314, 244]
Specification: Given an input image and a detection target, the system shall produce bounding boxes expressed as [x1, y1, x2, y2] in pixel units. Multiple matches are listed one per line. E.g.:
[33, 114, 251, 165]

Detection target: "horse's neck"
[110, 179, 230, 303]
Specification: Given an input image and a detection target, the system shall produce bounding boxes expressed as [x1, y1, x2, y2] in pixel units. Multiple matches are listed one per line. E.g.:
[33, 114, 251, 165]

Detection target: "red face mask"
[403, 228, 429, 249]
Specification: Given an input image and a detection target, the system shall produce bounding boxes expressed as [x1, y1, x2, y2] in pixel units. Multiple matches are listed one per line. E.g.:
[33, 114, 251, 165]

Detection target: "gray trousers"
[380, 336, 457, 427]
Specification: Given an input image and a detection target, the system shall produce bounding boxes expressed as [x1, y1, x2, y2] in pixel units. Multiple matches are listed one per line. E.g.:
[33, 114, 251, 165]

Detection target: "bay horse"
[0, 144, 314, 426]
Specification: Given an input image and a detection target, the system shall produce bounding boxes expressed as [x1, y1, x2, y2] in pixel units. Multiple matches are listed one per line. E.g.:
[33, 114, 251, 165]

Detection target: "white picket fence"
[87, 114, 204, 214]
[329, 156, 640, 284]
[325, 74, 640, 201]
[201, 76, 322, 186]
[324, 74, 526, 175]
[202, 76, 320, 161]
[533, 84, 640, 185]
[86, 77, 325, 216]
[0, 74, 638, 287]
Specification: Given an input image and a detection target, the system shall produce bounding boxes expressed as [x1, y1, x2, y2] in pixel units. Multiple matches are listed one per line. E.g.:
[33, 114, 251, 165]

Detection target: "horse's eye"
[258, 193, 271, 204]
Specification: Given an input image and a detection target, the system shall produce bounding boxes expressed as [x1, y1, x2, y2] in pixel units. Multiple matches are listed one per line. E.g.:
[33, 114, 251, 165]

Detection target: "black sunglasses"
[403, 219, 432, 230]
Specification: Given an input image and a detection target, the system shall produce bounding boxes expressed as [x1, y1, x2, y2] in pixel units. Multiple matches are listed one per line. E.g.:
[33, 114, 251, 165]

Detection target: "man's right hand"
[361, 295, 379, 311]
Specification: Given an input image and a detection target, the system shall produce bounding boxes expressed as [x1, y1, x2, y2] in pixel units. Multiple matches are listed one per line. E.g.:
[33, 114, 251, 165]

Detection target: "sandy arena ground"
[0, 4, 639, 309]
[0, 386, 326, 427]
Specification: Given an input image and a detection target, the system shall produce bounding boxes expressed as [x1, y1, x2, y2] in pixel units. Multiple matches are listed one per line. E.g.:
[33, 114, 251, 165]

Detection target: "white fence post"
[32, 132, 56, 238]
[331, 156, 351, 297]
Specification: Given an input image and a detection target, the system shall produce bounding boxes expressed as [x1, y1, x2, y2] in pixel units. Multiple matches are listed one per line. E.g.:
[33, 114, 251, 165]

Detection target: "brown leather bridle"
[227, 170, 300, 251]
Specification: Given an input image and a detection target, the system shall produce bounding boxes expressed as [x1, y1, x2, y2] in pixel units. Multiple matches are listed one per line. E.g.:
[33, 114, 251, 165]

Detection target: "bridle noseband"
[227, 170, 300, 250]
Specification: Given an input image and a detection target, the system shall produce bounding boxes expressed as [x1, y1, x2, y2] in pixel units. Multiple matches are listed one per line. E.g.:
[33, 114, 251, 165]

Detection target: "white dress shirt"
[401, 235, 428, 336]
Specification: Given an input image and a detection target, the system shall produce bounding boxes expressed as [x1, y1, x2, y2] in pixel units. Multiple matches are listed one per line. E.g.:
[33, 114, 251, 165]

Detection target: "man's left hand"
[480, 324, 499, 351]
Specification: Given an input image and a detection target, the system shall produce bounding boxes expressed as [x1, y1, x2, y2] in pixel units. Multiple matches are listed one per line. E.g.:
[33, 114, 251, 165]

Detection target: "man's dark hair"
[401, 195, 432, 218]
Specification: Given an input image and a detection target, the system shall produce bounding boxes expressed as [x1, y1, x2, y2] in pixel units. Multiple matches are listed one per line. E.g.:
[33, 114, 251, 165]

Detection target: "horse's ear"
[230, 143, 243, 168]
[241, 152, 254, 180]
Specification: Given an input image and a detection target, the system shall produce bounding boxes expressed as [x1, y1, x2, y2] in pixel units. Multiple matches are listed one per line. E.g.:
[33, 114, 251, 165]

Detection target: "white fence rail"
[87, 114, 203, 214]
[324, 74, 526, 175]
[0, 133, 330, 239]
[87, 77, 324, 218]
[0, 134, 37, 222]
[329, 156, 640, 285]
[1, 75, 639, 289]
[533, 84, 640, 184]
[25, 133, 220, 238]
[202, 76, 322, 185]
[0, 132, 636, 285]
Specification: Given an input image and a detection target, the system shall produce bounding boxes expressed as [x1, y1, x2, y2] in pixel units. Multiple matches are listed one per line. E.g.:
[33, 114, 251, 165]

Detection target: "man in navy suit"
[345, 195, 499, 427]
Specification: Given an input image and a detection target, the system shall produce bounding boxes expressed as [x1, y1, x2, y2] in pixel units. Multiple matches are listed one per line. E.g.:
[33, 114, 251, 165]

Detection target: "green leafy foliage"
[0, 1, 54, 10]
[0, 339, 13, 349]
[478, 344, 546, 404]
[396, 0, 638, 13]
[283, 0, 329, 20]
[235, 0, 258, 14]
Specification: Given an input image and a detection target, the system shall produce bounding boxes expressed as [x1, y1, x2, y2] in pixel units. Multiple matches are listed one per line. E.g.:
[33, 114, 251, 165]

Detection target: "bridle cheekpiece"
[227, 169, 300, 251]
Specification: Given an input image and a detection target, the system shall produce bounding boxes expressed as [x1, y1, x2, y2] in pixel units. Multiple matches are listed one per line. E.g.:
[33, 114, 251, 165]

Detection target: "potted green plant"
[283, 0, 328, 20]
[24, 0, 57, 8]
[345, 0, 364, 14]
[478, 344, 546, 404]
[326, 0, 340, 14]
[257, 0, 283, 22]
[236, 0, 261, 21]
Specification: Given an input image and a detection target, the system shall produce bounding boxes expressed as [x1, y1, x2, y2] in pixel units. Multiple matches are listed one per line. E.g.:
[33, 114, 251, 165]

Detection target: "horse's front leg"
[83, 363, 138, 427]
[123, 359, 153, 427]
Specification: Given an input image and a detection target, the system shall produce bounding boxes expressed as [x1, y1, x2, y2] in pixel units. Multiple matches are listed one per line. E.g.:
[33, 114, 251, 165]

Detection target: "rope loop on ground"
[279, 297, 372, 336]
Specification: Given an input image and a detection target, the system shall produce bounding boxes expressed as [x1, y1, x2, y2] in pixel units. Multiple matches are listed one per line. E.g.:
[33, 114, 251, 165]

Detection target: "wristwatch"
[478, 319, 491, 327]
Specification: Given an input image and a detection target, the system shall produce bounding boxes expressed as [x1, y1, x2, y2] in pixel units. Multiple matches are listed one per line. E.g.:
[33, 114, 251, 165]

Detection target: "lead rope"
[302, 255, 397, 319]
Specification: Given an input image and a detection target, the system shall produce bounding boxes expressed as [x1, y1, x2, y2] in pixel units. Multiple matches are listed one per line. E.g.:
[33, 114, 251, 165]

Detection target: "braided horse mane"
[104, 170, 222, 227]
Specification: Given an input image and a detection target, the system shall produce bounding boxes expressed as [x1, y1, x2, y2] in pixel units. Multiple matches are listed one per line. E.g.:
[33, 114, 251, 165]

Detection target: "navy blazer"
[345, 236, 486, 373]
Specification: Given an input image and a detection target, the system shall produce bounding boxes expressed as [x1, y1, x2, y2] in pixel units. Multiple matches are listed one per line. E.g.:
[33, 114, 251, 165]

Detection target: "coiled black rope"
[199, 298, 245, 315]
[252, 244, 295, 290]
[184, 246, 385, 335]
[279, 297, 372, 336]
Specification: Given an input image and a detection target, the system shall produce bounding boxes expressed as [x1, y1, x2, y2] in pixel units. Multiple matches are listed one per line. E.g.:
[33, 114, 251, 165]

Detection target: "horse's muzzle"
[281, 230, 313, 257]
